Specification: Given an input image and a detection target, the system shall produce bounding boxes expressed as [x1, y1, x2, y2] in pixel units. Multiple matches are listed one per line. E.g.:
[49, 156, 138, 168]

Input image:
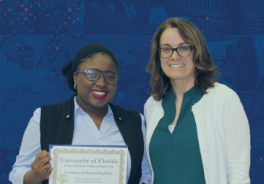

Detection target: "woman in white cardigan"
[144, 17, 250, 184]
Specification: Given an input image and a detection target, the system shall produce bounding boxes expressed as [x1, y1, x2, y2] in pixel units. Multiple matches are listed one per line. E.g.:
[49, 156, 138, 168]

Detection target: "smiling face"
[160, 27, 195, 85]
[73, 53, 118, 112]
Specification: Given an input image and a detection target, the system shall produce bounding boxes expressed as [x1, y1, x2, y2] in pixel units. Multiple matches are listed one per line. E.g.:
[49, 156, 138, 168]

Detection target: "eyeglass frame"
[158, 45, 194, 58]
[75, 68, 119, 85]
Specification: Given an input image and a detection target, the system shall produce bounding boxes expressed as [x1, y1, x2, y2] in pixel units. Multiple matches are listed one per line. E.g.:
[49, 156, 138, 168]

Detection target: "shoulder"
[30, 107, 42, 122]
[144, 95, 161, 110]
[203, 83, 242, 109]
[109, 103, 140, 116]
[144, 95, 162, 120]
[206, 82, 237, 99]
[40, 95, 74, 110]
[109, 103, 143, 128]
[109, 103, 142, 124]
[40, 96, 75, 121]
[41, 101, 64, 110]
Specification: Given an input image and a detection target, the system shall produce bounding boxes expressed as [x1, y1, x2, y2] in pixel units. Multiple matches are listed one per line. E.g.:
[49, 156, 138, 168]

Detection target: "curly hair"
[146, 17, 219, 101]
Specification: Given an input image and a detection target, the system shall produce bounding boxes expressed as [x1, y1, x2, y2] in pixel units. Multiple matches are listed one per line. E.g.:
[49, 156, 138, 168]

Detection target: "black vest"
[40, 95, 144, 184]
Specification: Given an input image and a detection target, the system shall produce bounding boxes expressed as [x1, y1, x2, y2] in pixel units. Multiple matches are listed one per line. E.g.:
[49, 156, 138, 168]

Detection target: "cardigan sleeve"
[224, 91, 250, 184]
[139, 114, 152, 184]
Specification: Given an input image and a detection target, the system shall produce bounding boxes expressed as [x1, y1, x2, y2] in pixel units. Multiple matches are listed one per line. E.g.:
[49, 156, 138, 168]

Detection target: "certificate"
[49, 145, 128, 184]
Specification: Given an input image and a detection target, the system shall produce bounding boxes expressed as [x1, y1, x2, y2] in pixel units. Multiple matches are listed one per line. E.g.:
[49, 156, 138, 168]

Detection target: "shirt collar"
[162, 87, 176, 120]
[162, 86, 197, 110]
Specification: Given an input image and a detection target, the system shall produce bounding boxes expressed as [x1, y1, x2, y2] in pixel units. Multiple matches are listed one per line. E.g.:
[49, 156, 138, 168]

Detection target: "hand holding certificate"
[49, 145, 128, 184]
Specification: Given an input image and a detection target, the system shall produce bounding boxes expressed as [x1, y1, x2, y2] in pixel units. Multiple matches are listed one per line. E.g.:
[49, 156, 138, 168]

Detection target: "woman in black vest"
[9, 43, 151, 184]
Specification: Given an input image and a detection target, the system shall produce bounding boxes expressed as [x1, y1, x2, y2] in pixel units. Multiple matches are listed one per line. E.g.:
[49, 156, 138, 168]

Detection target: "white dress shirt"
[9, 97, 151, 184]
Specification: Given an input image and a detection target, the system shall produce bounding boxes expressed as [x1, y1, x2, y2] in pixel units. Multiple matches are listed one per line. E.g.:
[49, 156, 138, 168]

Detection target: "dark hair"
[75, 51, 117, 72]
[62, 43, 119, 92]
[146, 17, 219, 101]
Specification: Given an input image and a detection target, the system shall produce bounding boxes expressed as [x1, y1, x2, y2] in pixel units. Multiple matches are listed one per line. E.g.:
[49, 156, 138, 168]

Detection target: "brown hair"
[146, 17, 219, 101]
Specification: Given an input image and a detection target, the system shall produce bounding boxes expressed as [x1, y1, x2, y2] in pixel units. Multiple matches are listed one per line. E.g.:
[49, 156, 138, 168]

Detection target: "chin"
[169, 74, 185, 80]
[91, 100, 110, 109]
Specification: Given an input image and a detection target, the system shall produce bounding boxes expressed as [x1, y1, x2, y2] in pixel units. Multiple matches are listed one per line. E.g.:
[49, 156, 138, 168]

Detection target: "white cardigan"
[144, 83, 250, 184]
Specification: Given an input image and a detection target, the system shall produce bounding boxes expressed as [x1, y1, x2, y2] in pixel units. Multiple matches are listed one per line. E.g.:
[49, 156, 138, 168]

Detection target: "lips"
[92, 90, 108, 99]
[169, 64, 185, 68]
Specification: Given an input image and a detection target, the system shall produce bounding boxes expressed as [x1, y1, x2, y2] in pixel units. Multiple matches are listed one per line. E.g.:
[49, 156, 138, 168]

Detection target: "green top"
[149, 86, 206, 184]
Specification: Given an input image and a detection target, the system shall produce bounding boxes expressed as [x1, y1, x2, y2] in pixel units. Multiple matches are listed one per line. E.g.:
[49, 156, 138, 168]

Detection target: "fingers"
[31, 150, 52, 180]
[36, 150, 50, 160]
[33, 150, 51, 168]
[40, 163, 53, 180]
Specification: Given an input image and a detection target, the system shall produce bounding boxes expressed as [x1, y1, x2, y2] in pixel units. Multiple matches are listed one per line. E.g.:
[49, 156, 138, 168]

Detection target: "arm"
[23, 150, 52, 184]
[139, 114, 152, 184]
[224, 92, 250, 183]
[9, 108, 52, 184]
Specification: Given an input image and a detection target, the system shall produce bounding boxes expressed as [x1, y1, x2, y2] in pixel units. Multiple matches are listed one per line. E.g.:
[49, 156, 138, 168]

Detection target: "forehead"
[80, 53, 117, 72]
[160, 27, 186, 46]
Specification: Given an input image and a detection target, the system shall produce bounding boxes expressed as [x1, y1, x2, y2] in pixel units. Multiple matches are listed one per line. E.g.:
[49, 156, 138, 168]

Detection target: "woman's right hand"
[24, 150, 52, 184]
[31, 150, 52, 181]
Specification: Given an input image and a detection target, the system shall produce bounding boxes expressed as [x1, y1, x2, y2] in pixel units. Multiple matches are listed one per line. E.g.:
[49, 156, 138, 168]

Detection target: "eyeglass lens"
[85, 69, 118, 84]
[160, 46, 192, 58]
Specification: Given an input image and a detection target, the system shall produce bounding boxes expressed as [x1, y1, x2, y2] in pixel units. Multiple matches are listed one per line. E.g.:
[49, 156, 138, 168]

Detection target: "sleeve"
[224, 91, 250, 184]
[139, 113, 152, 184]
[9, 108, 42, 184]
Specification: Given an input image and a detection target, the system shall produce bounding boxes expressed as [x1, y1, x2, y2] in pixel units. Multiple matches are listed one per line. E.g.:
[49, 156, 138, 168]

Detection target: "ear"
[73, 72, 78, 85]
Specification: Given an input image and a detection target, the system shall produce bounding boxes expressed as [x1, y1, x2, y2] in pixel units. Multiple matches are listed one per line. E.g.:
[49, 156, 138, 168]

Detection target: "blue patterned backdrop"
[0, 0, 264, 183]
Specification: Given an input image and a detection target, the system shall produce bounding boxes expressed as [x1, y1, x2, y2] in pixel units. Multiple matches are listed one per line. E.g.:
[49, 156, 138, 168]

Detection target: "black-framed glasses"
[158, 46, 194, 58]
[76, 68, 119, 85]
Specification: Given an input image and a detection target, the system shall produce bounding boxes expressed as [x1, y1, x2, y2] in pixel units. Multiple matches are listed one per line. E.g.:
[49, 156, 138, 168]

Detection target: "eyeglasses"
[76, 68, 119, 85]
[158, 46, 194, 58]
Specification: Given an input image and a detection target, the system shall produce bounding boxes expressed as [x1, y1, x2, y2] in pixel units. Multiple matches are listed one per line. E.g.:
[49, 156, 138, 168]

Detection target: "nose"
[171, 49, 181, 60]
[95, 73, 107, 87]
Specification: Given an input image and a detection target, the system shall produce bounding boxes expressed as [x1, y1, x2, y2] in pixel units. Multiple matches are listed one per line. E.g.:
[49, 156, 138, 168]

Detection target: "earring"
[74, 83, 77, 90]
[115, 91, 118, 97]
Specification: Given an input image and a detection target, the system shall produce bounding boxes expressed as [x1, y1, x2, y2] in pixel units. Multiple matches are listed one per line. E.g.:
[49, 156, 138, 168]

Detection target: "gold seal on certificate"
[49, 145, 128, 184]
